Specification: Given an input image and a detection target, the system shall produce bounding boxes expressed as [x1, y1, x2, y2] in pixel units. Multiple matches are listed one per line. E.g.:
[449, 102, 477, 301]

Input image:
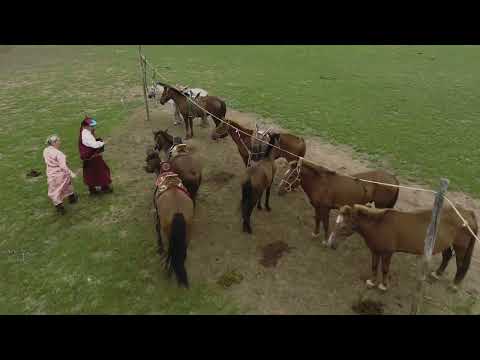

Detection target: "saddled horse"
[240, 135, 277, 234]
[158, 84, 226, 139]
[149, 83, 209, 126]
[327, 204, 478, 291]
[278, 159, 399, 240]
[211, 119, 306, 167]
[153, 129, 202, 203]
[144, 155, 194, 288]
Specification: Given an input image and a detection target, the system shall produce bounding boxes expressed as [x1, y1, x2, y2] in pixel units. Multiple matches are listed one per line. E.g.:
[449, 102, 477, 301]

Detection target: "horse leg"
[200, 113, 209, 128]
[322, 209, 330, 241]
[431, 247, 454, 280]
[451, 240, 474, 290]
[265, 185, 272, 212]
[257, 190, 264, 210]
[174, 106, 182, 126]
[156, 221, 164, 255]
[189, 117, 194, 138]
[183, 115, 191, 139]
[312, 207, 323, 239]
[378, 253, 393, 291]
[366, 252, 380, 289]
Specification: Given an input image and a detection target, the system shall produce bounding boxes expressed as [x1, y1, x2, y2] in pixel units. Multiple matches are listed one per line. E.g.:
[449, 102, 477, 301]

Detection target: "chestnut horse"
[240, 135, 277, 234]
[153, 129, 202, 203]
[211, 119, 306, 166]
[278, 159, 399, 240]
[327, 204, 478, 291]
[158, 85, 226, 139]
[144, 154, 194, 287]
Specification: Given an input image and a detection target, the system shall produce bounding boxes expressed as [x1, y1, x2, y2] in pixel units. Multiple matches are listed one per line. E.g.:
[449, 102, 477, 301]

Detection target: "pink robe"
[43, 146, 75, 205]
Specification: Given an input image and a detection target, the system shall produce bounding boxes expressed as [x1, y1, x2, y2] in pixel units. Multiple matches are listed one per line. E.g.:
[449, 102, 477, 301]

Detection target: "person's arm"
[57, 151, 76, 178]
[82, 129, 104, 149]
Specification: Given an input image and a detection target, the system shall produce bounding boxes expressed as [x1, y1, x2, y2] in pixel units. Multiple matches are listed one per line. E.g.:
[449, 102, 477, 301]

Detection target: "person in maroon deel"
[78, 117, 113, 195]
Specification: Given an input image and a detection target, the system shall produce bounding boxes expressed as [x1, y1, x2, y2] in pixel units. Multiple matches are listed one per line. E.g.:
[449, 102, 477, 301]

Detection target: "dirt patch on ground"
[352, 299, 385, 315]
[260, 241, 293, 268]
[104, 101, 480, 314]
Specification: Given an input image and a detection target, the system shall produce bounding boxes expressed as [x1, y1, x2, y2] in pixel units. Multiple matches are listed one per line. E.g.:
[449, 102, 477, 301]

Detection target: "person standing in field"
[78, 116, 113, 195]
[43, 135, 78, 215]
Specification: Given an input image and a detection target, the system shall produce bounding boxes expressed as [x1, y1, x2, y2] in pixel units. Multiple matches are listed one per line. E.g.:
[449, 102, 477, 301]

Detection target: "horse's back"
[354, 169, 399, 208]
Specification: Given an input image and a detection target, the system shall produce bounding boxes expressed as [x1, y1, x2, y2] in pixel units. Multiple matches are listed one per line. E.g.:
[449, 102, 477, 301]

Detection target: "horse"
[240, 135, 277, 234]
[327, 204, 478, 292]
[158, 84, 226, 139]
[278, 159, 399, 240]
[153, 129, 202, 203]
[144, 154, 194, 288]
[211, 119, 307, 167]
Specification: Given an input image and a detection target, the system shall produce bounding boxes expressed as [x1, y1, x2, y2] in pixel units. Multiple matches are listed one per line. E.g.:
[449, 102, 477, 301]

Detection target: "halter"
[279, 159, 303, 192]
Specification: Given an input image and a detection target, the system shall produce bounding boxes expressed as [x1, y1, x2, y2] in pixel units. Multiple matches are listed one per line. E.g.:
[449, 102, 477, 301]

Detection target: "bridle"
[279, 159, 303, 192]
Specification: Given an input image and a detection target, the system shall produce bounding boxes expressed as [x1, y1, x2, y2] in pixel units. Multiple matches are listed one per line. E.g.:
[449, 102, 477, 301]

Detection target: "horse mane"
[353, 204, 388, 221]
[228, 119, 254, 135]
[302, 160, 336, 176]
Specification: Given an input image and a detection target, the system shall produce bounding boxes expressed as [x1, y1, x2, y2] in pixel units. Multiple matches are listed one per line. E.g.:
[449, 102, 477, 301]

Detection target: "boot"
[89, 186, 100, 196]
[68, 193, 78, 204]
[56, 203, 66, 215]
[101, 185, 113, 194]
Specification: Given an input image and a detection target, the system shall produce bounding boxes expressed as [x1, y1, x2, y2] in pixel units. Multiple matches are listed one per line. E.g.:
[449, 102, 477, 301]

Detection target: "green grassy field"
[1, 45, 479, 314]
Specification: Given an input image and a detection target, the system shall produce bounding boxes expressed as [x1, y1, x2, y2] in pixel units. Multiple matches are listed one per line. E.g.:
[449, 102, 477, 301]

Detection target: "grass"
[1, 45, 479, 314]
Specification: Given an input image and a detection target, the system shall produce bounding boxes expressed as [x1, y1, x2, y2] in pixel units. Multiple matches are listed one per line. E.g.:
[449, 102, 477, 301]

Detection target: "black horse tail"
[166, 213, 189, 288]
[241, 178, 255, 220]
[388, 185, 400, 209]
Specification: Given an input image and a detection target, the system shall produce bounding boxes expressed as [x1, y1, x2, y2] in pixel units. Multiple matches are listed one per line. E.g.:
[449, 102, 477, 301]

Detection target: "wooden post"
[410, 178, 449, 315]
[138, 45, 150, 122]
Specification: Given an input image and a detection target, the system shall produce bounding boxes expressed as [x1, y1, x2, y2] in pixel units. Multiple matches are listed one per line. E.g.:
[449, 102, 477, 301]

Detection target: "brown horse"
[278, 160, 399, 240]
[240, 135, 277, 234]
[153, 129, 202, 203]
[144, 154, 194, 288]
[158, 85, 226, 139]
[327, 204, 478, 291]
[211, 119, 307, 166]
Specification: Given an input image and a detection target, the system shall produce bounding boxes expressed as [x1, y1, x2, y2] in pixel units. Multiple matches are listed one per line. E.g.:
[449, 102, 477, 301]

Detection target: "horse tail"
[241, 178, 255, 220]
[167, 213, 189, 287]
[455, 210, 478, 282]
[388, 185, 400, 209]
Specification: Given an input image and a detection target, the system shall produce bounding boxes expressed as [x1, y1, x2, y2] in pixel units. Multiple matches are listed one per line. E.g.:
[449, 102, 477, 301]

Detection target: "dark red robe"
[78, 118, 112, 188]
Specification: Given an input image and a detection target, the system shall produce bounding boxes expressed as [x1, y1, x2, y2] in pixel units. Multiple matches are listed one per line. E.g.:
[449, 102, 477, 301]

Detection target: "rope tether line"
[142, 55, 480, 245]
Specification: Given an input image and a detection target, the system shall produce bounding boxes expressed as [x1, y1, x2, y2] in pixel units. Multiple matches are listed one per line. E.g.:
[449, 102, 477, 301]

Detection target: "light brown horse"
[153, 129, 202, 203]
[327, 204, 478, 291]
[240, 135, 277, 234]
[158, 85, 226, 139]
[144, 154, 194, 288]
[211, 119, 306, 166]
[278, 160, 399, 240]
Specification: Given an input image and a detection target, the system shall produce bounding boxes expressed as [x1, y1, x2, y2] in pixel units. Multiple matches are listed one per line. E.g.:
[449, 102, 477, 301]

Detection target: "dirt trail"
[107, 103, 480, 314]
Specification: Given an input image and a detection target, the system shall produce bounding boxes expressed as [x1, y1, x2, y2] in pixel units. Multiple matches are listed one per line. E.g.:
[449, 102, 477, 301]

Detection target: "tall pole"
[410, 178, 449, 315]
[138, 45, 150, 122]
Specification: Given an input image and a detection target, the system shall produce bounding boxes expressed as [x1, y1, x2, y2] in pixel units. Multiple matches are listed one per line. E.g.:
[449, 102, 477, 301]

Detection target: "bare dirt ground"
[107, 102, 480, 314]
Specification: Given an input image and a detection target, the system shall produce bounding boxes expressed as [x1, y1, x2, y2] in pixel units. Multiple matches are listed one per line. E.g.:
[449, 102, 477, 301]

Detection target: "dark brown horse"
[211, 119, 307, 166]
[327, 204, 478, 291]
[158, 85, 226, 139]
[144, 154, 194, 287]
[152, 129, 202, 203]
[278, 160, 399, 240]
[240, 135, 277, 234]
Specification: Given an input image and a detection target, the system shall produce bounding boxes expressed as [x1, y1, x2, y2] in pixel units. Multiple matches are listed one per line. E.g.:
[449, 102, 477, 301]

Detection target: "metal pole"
[138, 45, 150, 122]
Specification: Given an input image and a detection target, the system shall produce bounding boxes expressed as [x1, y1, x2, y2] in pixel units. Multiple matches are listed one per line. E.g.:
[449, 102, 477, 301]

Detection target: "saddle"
[154, 162, 190, 198]
[168, 143, 188, 160]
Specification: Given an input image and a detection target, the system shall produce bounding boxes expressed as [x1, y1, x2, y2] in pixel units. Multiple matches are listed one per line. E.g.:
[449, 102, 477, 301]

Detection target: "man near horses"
[78, 116, 113, 195]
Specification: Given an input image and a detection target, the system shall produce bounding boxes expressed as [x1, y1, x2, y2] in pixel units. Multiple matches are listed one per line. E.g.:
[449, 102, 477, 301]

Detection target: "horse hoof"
[448, 284, 459, 293]
[311, 232, 321, 239]
[378, 283, 388, 292]
[266, 207, 271, 212]
[366, 279, 376, 288]
[430, 271, 441, 281]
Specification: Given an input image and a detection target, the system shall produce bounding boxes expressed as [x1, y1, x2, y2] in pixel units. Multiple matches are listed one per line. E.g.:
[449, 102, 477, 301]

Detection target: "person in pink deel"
[43, 134, 78, 215]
